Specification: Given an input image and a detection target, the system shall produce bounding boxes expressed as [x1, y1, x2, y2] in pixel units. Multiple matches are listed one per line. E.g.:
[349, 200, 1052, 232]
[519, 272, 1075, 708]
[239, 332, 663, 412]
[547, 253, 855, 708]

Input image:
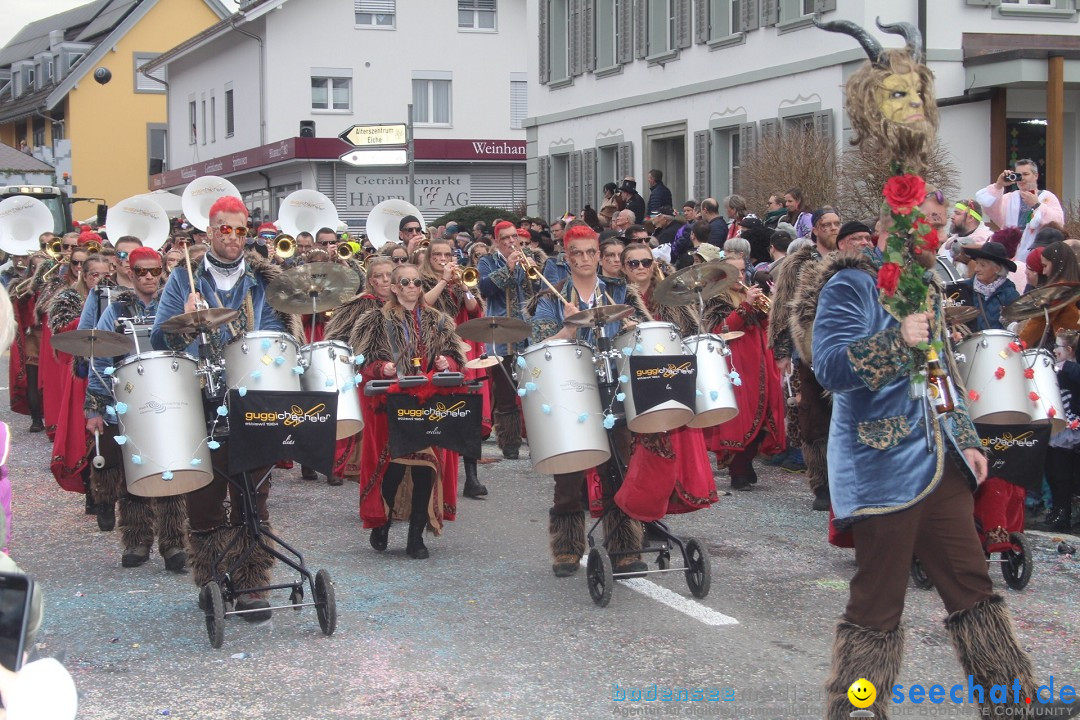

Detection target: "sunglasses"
[70, 259, 84, 268]
[115, 250, 130, 261]
[397, 277, 423, 288]
[133, 266, 163, 277]
[62, 243, 79, 250]
[402, 227, 424, 235]
[391, 256, 409, 264]
[625, 258, 654, 270]
[85, 271, 106, 280]
[218, 225, 250, 238]
[924, 190, 944, 205]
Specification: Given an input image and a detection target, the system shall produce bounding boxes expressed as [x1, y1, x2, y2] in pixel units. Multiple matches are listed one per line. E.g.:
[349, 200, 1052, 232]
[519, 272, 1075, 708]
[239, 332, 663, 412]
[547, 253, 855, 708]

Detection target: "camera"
[1004, 170, 1019, 183]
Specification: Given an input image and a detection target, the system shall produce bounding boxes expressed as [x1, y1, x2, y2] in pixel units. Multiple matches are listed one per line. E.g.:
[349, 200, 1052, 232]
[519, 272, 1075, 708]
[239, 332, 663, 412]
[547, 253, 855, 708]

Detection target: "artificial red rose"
[921, 227, 940, 254]
[877, 262, 901, 296]
[883, 174, 926, 215]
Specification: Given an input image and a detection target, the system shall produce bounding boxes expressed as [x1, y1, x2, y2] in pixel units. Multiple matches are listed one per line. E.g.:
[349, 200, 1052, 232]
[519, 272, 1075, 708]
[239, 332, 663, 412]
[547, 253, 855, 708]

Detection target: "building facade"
[525, 0, 1080, 220]
[0, 0, 229, 207]
[148, 0, 528, 226]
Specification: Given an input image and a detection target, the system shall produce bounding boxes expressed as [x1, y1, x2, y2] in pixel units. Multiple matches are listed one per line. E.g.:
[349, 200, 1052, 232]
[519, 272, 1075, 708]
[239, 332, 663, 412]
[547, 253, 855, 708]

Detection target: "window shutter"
[136, 56, 166, 92]
[537, 156, 551, 220]
[617, 141, 634, 181]
[741, 0, 760, 31]
[761, 0, 779, 26]
[617, 4, 634, 64]
[355, 0, 395, 12]
[813, 109, 835, 143]
[814, 0, 836, 13]
[539, 0, 550, 84]
[693, 130, 710, 202]
[569, 0, 582, 76]
[582, 148, 596, 208]
[759, 118, 780, 142]
[739, 122, 757, 164]
[694, 0, 708, 43]
[676, 0, 693, 49]
[635, 0, 648, 59]
[581, 0, 596, 71]
[569, 151, 583, 214]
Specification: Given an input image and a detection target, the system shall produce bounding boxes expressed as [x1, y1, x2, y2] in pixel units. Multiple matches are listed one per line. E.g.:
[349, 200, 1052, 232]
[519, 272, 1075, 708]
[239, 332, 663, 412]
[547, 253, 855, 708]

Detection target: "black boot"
[406, 513, 429, 559]
[97, 501, 115, 531]
[372, 464, 405, 552]
[26, 365, 44, 433]
[462, 458, 487, 498]
[406, 469, 433, 559]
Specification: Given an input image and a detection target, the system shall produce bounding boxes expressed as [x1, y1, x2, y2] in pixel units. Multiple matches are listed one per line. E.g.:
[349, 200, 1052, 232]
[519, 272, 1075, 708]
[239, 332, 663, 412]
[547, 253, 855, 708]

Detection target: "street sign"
[339, 124, 407, 147]
[339, 149, 408, 167]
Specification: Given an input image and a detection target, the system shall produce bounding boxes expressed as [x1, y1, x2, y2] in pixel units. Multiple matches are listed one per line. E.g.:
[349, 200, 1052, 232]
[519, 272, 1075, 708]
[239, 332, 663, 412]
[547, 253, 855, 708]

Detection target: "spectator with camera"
[975, 159, 1064, 264]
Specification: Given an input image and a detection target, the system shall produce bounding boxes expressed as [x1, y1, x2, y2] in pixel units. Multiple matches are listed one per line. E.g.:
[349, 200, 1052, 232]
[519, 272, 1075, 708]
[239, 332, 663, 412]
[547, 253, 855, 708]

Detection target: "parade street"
[4, 364, 1078, 720]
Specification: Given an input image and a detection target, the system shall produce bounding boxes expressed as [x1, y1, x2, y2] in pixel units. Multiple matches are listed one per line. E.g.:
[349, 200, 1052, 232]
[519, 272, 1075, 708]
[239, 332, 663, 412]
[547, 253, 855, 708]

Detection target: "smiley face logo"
[848, 678, 876, 709]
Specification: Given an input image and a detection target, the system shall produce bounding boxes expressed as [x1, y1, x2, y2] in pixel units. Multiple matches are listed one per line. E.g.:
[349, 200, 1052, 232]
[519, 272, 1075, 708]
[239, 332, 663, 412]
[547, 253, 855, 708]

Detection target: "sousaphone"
[106, 195, 170, 249]
[180, 175, 241, 231]
[0, 195, 54, 256]
[365, 198, 422, 250]
[277, 189, 340, 238]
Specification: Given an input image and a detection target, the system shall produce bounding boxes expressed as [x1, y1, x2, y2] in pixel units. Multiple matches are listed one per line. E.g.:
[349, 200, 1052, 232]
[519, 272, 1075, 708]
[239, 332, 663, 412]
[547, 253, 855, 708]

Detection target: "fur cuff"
[548, 510, 585, 561]
[118, 495, 155, 550]
[846, 326, 915, 391]
[944, 595, 1036, 710]
[825, 621, 905, 720]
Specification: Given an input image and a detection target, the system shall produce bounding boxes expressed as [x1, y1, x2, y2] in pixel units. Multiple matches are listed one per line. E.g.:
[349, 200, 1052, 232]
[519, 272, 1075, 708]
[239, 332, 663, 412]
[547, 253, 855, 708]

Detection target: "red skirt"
[615, 427, 718, 522]
[50, 368, 90, 493]
[38, 324, 66, 440]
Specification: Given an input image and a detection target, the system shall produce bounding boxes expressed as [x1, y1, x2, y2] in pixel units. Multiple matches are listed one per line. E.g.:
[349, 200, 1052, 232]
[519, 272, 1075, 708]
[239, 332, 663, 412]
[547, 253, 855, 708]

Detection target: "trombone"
[509, 238, 562, 297]
[44, 239, 64, 260]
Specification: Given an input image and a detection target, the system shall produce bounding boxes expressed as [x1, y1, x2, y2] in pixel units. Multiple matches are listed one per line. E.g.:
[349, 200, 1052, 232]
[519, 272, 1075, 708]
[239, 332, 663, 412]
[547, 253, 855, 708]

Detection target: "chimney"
[49, 30, 65, 52]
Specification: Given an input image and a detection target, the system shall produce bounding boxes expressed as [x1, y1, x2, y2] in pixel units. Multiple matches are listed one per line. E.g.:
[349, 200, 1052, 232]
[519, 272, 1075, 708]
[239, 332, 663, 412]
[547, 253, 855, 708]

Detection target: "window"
[708, 0, 739, 40]
[200, 98, 207, 145]
[412, 76, 451, 125]
[595, 0, 622, 69]
[550, 153, 570, 216]
[779, 0, 815, 23]
[32, 117, 45, 148]
[188, 100, 196, 144]
[133, 53, 165, 93]
[548, 0, 569, 82]
[355, 0, 395, 27]
[311, 76, 351, 111]
[510, 77, 526, 129]
[34, 56, 53, 89]
[148, 124, 167, 175]
[210, 94, 216, 143]
[647, 0, 676, 56]
[784, 113, 814, 134]
[225, 85, 234, 138]
[459, 0, 496, 29]
[1001, 0, 1052, 4]
[710, 127, 741, 197]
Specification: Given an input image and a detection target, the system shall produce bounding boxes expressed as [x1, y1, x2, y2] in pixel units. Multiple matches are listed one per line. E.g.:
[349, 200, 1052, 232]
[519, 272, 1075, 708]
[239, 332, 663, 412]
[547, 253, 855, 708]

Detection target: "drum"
[300, 340, 364, 439]
[954, 330, 1029, 424]
[682, 334, 739, 428]
[612, 322, 694, 433]
[113, 352, 213, 497]
[224, 331, 302, 392]
[1023, 349, 1065, 433]
[518, 340, 610, 475]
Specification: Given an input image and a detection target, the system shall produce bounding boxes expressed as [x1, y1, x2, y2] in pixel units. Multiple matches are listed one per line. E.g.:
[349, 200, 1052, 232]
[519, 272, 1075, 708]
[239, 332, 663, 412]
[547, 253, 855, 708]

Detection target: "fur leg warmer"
[118, 495, 155, 551]
[227, 527, 275, 597]
[494, 410, 521, 451]
[945, 594, 1036, 713]
[155, 495, 189, 555]
[187, 526, 236, 588]
[804, 438, 829, 494]
[603, 507, 644, 567]
[548, 510, 585, 563]
[824, 621, 905, 720]
[91, 465, 124, 506]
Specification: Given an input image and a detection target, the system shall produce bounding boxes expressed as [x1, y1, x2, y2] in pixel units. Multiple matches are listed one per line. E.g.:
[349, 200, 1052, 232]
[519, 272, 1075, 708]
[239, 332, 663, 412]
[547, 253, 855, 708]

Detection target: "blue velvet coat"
[812, 264, 981, 528]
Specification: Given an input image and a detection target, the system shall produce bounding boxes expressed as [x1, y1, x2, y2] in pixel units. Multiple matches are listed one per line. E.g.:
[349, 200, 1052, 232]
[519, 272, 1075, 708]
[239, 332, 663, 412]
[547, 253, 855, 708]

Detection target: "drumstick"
[182, 242, 200, 309]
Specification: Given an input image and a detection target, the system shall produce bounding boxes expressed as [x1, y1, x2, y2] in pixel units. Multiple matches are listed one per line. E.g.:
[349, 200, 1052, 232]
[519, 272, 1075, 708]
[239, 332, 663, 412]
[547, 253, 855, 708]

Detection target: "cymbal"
[265, 262, 360, 315]
[653, 260, 741, 306]
[465, 354, 502, 370]
[945, 305, 979, 325]
[564, 304, 635, 328]
[160, 307, 240, 334]
[49, 329, 133, 357]
[456, 317, 531, 345]
[719, 331, 744, 341]
[1001, 282, 1080, 323]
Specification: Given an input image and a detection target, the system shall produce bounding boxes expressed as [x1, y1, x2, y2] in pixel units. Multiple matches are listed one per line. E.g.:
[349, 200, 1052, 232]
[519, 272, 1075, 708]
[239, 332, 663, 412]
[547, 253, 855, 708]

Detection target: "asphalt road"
[3, 364, 1078, 719]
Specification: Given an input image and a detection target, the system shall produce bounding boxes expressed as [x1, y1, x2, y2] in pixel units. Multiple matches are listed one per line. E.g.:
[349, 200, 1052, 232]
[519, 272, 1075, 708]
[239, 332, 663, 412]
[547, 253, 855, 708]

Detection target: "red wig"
[493, 220, 515, 237]
[128, 247, 162, 265]
[562, 225, 598, 244]
[516, 228, 531, 240]
[208, 195, 248, 220]
[78, 231, 103, 246]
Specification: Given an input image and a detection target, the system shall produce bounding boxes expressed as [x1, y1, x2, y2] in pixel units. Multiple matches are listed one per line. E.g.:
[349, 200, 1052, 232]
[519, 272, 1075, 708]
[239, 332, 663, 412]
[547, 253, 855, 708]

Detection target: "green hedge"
[431, 205, 520, 230]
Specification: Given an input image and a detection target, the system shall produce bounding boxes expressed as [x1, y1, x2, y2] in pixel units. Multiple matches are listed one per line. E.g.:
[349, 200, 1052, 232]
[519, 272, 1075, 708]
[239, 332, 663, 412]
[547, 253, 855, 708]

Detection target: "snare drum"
[954, 330, 1029, 425]
[113, 352, 213, 497]
[682, 334, 739, 428]
[224, 331, 302, 391]
[1023, 349, 1066, 433]
[301, 340, 364, 439]
[518, 340, 610, 474]
[612, 322, 694, 433]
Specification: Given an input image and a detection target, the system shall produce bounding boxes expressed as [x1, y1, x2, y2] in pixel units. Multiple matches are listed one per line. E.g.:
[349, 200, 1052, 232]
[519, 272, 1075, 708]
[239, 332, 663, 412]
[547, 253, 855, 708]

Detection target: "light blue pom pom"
[252, 370, 262, 380]
[237, 387, 248, 397]
[635, 343, 644, 353]
[354, 354, 364, 365]
[325, 379, 335, 388]
[162, 471, 174, 480]
[517, 388, 527, 397]
[603, 414, 615, 429]
[696, 390, 703, 397]
[729, 370, 742, 387]
[542, 404, 551, 415]
[104, 366, 115, 376]
[207, 440, 221, 451]
[710, 390, 719, 401]
[353, 373, 362, 386]
[105, 405, 116, 417]
[621, 346, 633, 356]
[114, 435, 127, 446]
[291, 366, 304, 375]
[189, 458, 202, 467]
[131, 455, 142, 465]
[274, 356, 285, 366]
[216, 405, 228, 416]
[115, 402, 128, 415]
[577, 412, 589, 423]
[525, 382, 537, 392]
[616, 392, 626, 402]
[618, 374, 629, 384]
[516, 356, 526, 368]
[261, 338, 271, 350]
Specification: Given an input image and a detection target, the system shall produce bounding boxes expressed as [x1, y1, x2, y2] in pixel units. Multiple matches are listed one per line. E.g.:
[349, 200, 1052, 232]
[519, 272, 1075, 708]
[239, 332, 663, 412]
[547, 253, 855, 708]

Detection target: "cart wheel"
[201, 582, 225, 649]
[289, 585, 304, 611]
[657, 550, 670, 570]
[910, 557, 934, 590]
[586, 547, 613, 608]
[314, 569, 337, 636]
[684, 538, 711, 599]
[1001, 532, 1033, 590]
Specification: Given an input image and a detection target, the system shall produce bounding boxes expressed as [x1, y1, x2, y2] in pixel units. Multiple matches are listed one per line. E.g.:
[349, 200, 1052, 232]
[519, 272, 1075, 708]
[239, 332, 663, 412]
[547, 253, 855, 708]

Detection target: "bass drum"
[300, 340, 364, 439]
[612, 322, 694, 433]
[113, 352, 213, 497]
[518, 340, 610, 475]
[1023, 348, 1065, 433]
[954, 330, 1029, 425]
[224, 331, 303, 391]
[682, 334, 738, 428]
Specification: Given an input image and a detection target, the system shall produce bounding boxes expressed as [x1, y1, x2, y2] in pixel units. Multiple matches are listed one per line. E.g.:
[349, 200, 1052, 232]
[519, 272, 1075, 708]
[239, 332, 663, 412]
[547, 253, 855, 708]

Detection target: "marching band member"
[37, 239, 79, 441]
[152, 196, 302, 622]
[421, 237, 488, 499]
[85, 248, 188, 571]
[76, 236, 143, 332]
[615, 243, 717, 520]
[477, 222, 541, 460]
[8, 253, 49, 433]
[352, 263, 465, 559]
[531, 225, 647, 577]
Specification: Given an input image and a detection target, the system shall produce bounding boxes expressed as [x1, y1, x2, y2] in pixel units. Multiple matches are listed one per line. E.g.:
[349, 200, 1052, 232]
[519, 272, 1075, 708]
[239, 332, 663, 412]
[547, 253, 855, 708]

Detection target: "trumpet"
[738, 281, 771, 314]
[337, 241, 362, 259]
[454, 266, 479, 288]
[275, 234, 296, 259]
[509, 238, 562, 296]
[45, 239, 64, 260]
[86, 240, 101, 254]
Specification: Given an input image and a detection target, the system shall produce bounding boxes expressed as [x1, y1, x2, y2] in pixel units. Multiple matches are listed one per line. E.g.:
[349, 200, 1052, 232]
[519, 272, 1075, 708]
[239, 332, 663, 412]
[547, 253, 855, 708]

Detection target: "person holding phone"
[975, 159, 1064, 264]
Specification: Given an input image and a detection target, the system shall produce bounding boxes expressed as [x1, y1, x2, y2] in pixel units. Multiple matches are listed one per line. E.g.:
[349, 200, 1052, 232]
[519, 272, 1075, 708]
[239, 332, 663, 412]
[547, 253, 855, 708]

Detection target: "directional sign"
[339, 124, 407, 147]
[339, 149, 408, 167]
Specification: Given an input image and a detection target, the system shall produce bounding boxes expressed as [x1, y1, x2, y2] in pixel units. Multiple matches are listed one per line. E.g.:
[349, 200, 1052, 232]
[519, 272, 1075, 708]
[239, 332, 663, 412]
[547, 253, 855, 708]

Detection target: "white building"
[146, 0, 528, 225]
[525, 0, 1080, 220]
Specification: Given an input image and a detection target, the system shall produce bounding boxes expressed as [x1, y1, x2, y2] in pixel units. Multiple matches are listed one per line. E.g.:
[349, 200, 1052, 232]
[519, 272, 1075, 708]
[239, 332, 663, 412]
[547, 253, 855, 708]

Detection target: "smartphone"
[0, 572, 34, 672]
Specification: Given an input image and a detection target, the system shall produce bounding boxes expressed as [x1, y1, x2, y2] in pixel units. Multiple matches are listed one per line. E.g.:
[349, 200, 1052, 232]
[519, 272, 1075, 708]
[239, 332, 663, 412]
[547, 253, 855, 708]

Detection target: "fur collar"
[325, 294, 383, 350]
[790, 252, 878, 364]
[351, 304, 466, 376]
[46, 287, 85, 334]
[767, 245, 818, 351]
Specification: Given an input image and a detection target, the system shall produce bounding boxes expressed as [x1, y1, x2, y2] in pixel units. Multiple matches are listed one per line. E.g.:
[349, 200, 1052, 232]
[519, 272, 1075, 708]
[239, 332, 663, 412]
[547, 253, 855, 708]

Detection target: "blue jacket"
[86, 293, 158, 421]
[646, 182, 673, 215]
[476, 251, 539, 355]
[531, 276, 629, 345]
[960, 277, 1019, 331]
[812, 266, 981, 528]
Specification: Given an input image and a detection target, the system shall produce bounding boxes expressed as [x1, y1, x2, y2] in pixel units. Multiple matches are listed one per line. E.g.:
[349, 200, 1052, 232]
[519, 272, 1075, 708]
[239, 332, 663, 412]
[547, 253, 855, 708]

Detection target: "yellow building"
[0, 0, 230, 207]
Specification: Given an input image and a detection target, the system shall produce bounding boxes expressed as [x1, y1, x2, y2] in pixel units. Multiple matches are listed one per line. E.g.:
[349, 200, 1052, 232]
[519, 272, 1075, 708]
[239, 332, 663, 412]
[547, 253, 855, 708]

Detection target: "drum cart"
[911, 530, 1033, 592]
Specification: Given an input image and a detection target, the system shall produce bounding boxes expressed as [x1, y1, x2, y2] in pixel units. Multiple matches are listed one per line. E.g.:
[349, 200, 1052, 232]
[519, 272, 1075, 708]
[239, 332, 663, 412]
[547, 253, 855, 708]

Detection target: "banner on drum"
[974, 423, 1051, 492]
[387, 393, 481, 459]
[627, 355, 697, 416]
[227, 390, 338, 477]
